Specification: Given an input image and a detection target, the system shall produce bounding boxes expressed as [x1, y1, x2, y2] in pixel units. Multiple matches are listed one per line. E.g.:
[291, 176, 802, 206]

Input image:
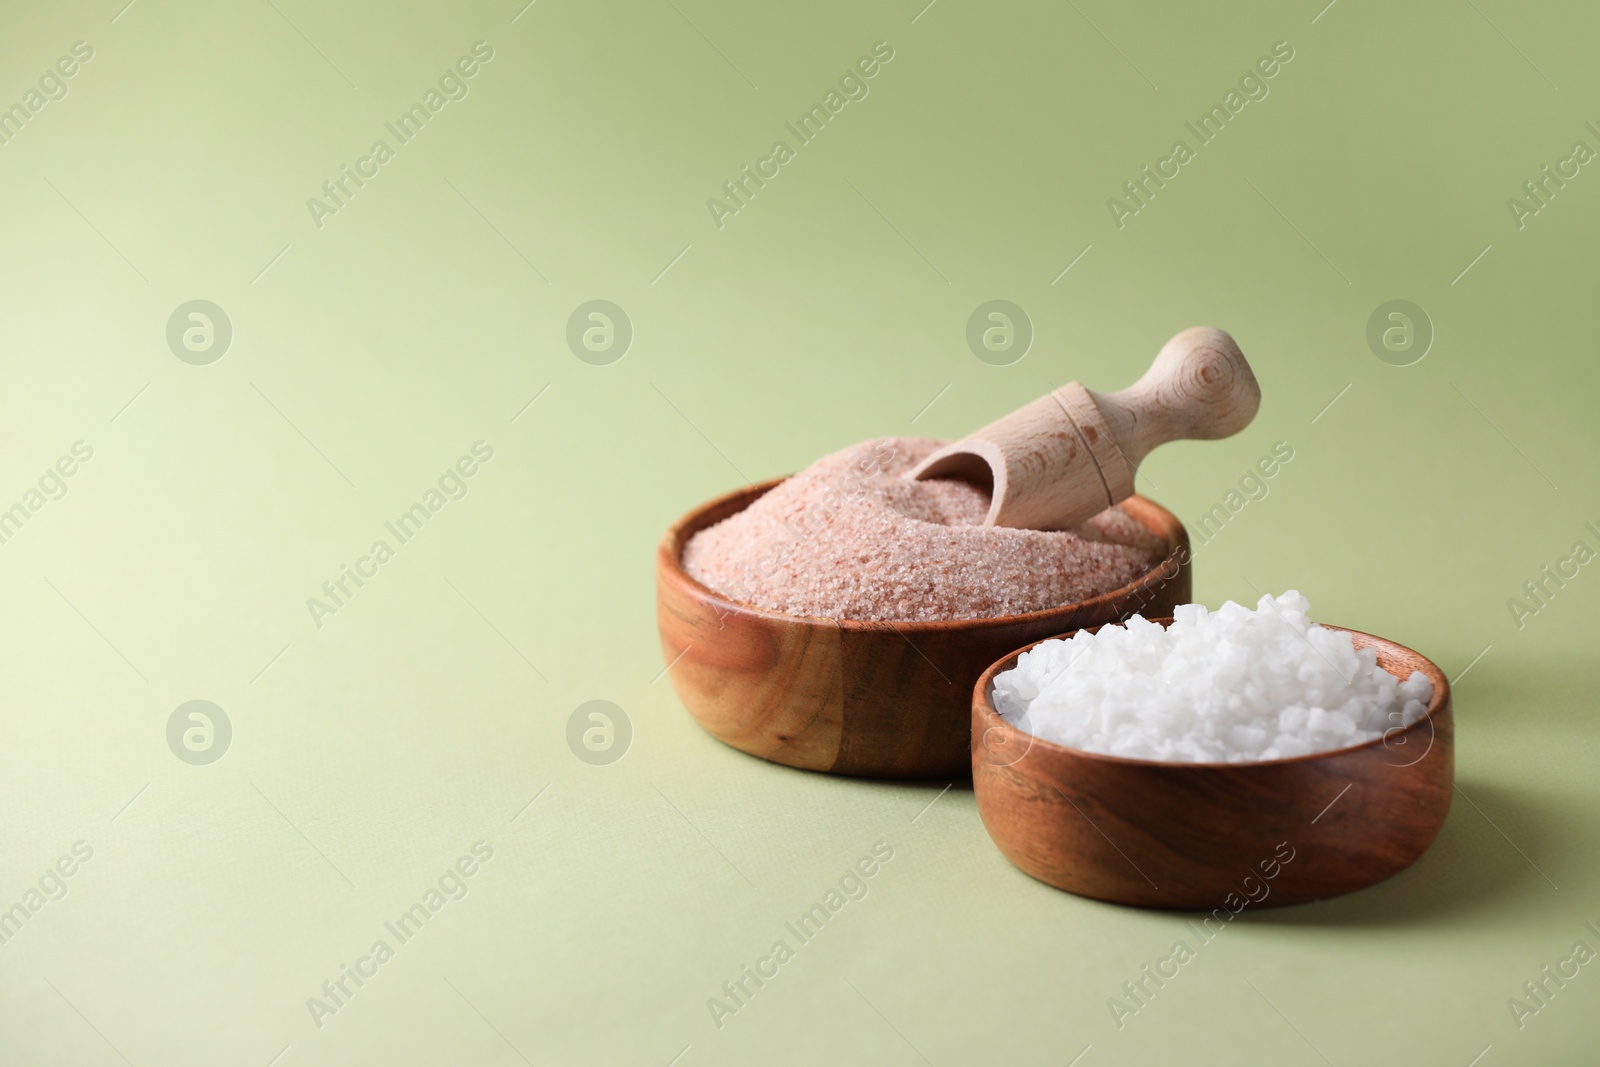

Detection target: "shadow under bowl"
[656, 479, 1190, 778]
[971, 622, 1454, 908]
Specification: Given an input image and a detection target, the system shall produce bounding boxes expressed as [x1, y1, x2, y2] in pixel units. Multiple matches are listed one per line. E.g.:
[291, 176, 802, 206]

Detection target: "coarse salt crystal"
[993, 591, 1435, 763]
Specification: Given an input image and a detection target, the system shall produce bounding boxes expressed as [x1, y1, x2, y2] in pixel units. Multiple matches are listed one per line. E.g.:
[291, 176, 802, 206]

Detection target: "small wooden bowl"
[657, 479, 1190, 777]
[971, 623, 1454, 908]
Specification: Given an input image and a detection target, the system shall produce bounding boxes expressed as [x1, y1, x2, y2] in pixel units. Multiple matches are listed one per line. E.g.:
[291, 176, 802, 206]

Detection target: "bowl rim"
[659, 477, 1191, 633]
[973, 620, 1452, 770]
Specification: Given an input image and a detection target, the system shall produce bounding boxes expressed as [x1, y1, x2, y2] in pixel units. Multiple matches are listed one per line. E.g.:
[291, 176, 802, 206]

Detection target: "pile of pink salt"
[682, 437, 1166, 622]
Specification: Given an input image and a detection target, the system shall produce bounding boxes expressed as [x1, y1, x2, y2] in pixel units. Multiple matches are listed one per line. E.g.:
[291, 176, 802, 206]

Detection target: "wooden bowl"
[657, 479, 1190, 777]
[971, 623, 1453, 908]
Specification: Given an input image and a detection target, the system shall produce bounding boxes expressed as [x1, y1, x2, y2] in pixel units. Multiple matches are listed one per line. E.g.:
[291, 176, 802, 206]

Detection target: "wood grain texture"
[658, 482, 1191, 777]
[972, 624, 1454, 908]
[1096, 326, 1261, 467]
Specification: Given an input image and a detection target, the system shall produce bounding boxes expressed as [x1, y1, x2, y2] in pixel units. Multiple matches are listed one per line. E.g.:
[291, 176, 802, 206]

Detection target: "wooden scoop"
[909, 327, 1260, 530]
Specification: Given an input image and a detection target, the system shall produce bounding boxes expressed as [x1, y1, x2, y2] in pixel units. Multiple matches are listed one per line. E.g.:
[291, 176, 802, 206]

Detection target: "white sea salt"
[992, 591, 1435, 763]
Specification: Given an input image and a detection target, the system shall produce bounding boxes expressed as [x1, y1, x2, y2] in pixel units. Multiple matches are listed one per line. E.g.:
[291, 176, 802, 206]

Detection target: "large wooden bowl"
[657, 479, 1190, 777]
[972, 623, 1453, 907]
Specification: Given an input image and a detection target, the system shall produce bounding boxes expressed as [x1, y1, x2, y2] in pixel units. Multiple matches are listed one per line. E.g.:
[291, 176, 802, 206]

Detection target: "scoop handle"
[908, 327, 1259, 530]
[1092, 327, 1260, 470]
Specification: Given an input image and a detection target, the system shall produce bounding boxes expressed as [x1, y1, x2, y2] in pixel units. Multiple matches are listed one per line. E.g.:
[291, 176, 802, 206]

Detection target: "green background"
[2, 0, 1597, 1063]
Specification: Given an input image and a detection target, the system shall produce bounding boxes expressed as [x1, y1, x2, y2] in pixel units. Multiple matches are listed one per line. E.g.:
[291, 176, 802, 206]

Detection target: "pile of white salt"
[682, 437, 1164, 622]
[993, 591, 1435, 762]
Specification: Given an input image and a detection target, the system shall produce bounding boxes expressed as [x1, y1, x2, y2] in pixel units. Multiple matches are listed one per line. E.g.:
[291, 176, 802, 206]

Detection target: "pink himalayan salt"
[682, 437, 1166, 622]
